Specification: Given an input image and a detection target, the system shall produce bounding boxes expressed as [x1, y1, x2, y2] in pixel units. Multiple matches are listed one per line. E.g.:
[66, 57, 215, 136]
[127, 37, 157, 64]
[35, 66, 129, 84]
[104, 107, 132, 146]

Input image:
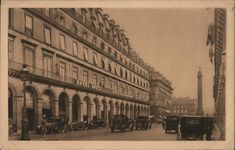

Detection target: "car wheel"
[165, 129, 168, 134]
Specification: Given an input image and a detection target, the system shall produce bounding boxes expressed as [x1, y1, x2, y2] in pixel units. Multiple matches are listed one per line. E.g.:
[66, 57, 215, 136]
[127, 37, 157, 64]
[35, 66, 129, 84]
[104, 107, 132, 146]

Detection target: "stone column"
[15, 96, 23, 133]
[54, 100, 59, 117]
[116, 105, 119, 115]
[110, 105, 114, 120]
[104, 106, 109, 124]
[197, 67, 204, 116]
[126, 107, 130, 118]
[97, 104, 101, 119]
[130, 107, 133, 119]
[87, 103, 93, 123]
[68, 102, 72, 123]
[35, 98, 43, 129]
[113, 106, 116, 115]
[78, 102, 84, 122]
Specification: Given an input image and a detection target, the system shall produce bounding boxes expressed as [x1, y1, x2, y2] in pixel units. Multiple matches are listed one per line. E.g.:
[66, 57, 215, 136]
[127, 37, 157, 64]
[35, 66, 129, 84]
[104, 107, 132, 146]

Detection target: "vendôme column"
[197, 67, 204, 116]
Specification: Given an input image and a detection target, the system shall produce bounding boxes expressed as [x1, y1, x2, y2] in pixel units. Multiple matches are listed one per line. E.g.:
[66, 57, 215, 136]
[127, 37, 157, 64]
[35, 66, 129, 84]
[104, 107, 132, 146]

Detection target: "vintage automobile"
[89, 118, 107, 129]
[135, 116, 152, 130]
[110, 115, 135, 132]
[177, 116, 215, 140]
[165, 115, 179, 133]
[36, 116, 69, 134]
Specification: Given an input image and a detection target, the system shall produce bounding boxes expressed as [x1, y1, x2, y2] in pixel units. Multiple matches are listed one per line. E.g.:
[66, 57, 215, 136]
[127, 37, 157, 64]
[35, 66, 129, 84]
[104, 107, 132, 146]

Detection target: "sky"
[104, 8, 215, 114]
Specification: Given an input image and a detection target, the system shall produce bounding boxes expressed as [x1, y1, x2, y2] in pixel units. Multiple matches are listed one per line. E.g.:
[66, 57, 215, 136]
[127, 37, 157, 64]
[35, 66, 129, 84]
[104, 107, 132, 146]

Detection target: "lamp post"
[20, 64, 30, 140]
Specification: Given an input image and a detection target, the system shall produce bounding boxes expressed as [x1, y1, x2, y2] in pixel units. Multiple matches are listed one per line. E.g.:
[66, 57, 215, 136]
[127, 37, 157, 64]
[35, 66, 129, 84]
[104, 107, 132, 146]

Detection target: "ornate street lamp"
[20, 64, 30, 140]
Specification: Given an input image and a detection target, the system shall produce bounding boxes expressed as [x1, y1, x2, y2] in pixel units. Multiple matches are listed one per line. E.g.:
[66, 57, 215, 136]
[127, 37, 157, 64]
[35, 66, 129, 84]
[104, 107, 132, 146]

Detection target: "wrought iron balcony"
[8, 61, 149, 105]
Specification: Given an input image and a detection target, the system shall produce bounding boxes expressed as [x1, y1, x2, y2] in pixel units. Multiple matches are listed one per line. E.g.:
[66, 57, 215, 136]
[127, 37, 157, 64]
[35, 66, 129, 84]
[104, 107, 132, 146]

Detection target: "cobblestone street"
[9, 123, 177, 141]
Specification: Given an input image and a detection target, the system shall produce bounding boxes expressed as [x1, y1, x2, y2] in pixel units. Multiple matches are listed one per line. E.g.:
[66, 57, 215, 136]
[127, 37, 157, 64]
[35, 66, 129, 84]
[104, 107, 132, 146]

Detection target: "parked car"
[36, 116, 69, 134]
[178, 116, 215, 140]
[110, 115, 135, 132]
[165, 115, 179, 133]
[89, 118, 107, 129]
[135, 116, 152, 130]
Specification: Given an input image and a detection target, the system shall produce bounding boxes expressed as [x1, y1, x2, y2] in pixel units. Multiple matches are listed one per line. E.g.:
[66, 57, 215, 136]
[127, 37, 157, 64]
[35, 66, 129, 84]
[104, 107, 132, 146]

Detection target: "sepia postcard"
[0, 0, 234, 150]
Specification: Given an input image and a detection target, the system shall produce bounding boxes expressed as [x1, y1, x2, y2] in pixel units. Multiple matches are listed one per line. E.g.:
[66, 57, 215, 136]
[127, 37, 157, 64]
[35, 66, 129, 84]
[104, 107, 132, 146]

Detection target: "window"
[100, 42, 105, 50]
[114, 65, 118, 75]
[71, 23, 78, 34]
[83, 47, 88, 61]
[108, 47, 112, 54]
[9, 8, 14, 28]
[83, 71, 88, 83]
[108, 79, 112, 89]
[119, 84, 123, 93]
[25, 14, 33, 36]
[124, 85, 128, 94]
[120, 68, 123, 77]
[100, 77, 105, 87]
[59, 15, 65, 26]
[59, 34, 65, 50]
[120, 56, 123, 62]
[113, 82, 118, 92]
[108, 62, 112, 73]
[92, 36, 97, 46]
[24, 46, 34, 69]
[59, 62, 66, 81]
[114, 51, 117, 58]
[93, 52, 98, 65]
[72, 41, 78, 57]
[44, 26, 51, 44]
[44, 8, 50, 17]
[92, 74, 97, 85]
[101, 58, 106, 69]
[125, 71, 128, 79]
[129, 72, 132, 81]
[8, 37, 14, 61]
[43, 54, 52, 78]
[72, 66, 78, 84]
[82, 31, 88, 40]
[82, 14, 86, 23]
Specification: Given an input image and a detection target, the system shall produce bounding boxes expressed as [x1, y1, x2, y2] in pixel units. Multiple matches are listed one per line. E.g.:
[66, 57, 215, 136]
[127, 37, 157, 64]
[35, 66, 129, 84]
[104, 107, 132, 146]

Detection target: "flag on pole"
[209, 44, 214, 64]
[206, 24, 215, 46]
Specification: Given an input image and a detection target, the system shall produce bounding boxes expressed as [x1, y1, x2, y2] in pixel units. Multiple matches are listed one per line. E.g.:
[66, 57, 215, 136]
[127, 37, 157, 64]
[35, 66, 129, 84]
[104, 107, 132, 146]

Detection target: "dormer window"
[82, 31, 88, 40]
[59, 15, 65, 26]
[82, 14, 86, 23]
[100, 42, 105, 50]
[71, 23, 78, 34]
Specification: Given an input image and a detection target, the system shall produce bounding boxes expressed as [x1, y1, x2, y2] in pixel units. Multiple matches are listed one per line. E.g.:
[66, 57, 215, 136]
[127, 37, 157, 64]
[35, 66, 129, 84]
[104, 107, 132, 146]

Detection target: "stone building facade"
[149, 70, 173, 121]
[8, 8, 150, 132]
[213, 8, 226, 140]
[171, 97, 197, 116]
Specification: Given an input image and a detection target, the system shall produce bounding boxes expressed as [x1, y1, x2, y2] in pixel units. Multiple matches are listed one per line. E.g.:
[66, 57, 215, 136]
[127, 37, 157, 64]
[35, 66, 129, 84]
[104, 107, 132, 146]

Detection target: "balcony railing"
[24, 8, 149, 81]
[8, 61, 148, 103]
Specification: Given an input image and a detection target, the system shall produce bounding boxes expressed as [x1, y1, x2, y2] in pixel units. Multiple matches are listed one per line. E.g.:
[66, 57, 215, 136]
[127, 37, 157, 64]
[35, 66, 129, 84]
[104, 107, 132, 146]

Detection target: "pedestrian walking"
[42, 115, 47, 137]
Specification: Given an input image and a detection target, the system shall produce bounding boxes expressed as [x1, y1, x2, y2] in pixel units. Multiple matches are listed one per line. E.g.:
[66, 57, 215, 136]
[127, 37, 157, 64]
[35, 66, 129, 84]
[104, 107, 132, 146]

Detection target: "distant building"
[149, 69, 173, 120]
[171, 97, 197, 116]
